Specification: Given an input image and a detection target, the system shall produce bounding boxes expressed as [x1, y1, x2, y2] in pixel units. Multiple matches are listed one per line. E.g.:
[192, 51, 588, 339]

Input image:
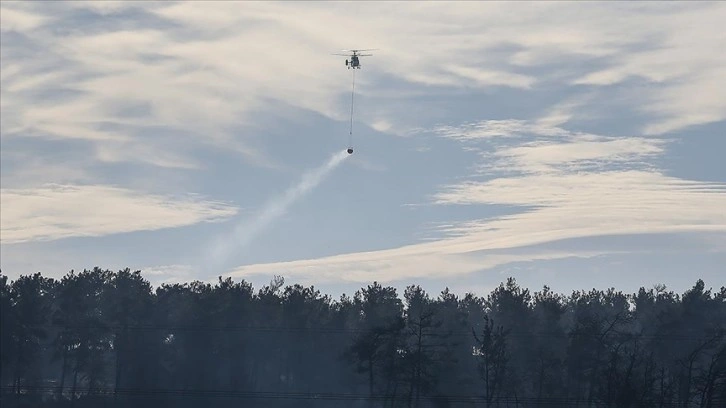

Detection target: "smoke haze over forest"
[2, 1, 725, 299]
[2, 269, 725, 407]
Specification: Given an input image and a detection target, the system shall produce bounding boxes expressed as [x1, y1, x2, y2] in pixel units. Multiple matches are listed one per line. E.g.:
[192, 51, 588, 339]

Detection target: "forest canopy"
[1, 268, 724, 407]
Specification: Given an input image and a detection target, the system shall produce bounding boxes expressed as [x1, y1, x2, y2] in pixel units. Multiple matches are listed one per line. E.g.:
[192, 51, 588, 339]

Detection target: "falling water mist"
[204, 149, 350, 269]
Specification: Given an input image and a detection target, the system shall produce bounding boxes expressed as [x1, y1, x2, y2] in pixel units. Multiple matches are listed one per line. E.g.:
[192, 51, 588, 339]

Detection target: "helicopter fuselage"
[347, 55, 361, 69]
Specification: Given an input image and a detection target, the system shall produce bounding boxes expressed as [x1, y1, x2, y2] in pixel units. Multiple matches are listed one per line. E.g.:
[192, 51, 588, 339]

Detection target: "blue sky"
[2, 1, 725, 298]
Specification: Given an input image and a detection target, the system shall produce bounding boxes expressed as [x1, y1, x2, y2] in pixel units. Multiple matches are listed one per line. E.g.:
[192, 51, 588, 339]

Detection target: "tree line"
[1, 268, 725, 407]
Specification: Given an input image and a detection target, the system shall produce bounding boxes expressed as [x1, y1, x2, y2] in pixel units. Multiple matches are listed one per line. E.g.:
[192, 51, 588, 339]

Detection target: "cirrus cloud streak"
[230, 116, 726, 284]
[0, 184, 238, 244]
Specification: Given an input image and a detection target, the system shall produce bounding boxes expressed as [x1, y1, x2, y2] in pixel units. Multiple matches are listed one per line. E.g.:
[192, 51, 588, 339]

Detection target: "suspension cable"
[349, 68, 356, 149]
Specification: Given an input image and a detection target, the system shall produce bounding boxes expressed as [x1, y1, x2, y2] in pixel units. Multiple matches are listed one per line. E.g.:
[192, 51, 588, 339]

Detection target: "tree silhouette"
[473, 314, 508, 406]
[1, 268, 725, 408]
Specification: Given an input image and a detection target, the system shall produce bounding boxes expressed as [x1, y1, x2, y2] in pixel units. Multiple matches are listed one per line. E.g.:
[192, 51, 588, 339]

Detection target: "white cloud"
[141, 264, 197, 286]
[534, 93, 598, 128]
[370, 119, 392, 133]
[1, 18, 277, 171]
[568, 3, 726, 134]
[230, 243, 607, 285]
[433, 170, 726, 243]
[641, 68, 726, 135]
[432, 120, 570, 142]
[93, 141, 203, 170]
[432, 117, 671, 174]
[489, 135, 667, 174]
[442, 65, 536, 89]
[0, 184, 238, 244]
[2, 0, 724, 178]
[430, 115, 726, 250]
[229, 167, 725, 285]
[231, 114, 726, 284]
[0, 5, 48, 32]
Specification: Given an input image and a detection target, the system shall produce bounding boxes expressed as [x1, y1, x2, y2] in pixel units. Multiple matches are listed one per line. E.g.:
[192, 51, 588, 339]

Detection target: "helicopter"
[333, 49, 375, 69]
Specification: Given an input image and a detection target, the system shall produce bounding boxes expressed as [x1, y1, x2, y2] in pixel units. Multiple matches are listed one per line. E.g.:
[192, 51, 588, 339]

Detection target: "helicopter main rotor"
[332, 49, 376, 57]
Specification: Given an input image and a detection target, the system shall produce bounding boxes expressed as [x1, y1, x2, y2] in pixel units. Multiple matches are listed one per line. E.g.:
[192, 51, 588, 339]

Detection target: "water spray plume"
[205, 149, 349, 267]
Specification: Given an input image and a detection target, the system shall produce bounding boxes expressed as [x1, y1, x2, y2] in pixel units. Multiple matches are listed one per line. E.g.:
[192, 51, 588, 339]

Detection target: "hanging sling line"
[349, 68, 356, 149]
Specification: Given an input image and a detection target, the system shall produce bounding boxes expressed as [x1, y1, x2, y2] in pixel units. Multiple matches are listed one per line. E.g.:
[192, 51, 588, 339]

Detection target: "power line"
[3, 386, 723, 405]
[17, 322, 725, 341]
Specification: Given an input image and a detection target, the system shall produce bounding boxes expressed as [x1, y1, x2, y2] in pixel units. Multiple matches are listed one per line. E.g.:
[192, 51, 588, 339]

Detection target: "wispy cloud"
[231, 113, 726, 284]
[141, 264, 198, 286]
[2, 1, 724, 287]
[485, 134, 667, 175]
[4, 0, 722, 176]
[0, 5, 48, 32]
[565, 4, 726, 135]
[1, 3, 278, 172]
[432, 117, 726, 242]
[0, 184, 238, 244]
[432, 120, 569, 143]
[230, 243, 609, 286]
[433, 170, 726, 237]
